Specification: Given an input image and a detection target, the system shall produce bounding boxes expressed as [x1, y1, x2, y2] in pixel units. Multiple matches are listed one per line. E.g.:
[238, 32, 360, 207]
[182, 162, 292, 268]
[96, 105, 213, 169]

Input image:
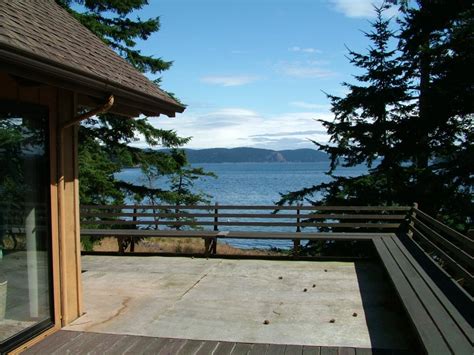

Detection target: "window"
[0, 101, 54, 352]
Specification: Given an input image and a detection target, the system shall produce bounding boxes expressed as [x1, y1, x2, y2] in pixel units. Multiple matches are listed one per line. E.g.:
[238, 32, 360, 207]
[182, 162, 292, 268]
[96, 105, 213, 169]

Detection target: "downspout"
[56, 94, 114, 324]
[60, 94, 114, 130]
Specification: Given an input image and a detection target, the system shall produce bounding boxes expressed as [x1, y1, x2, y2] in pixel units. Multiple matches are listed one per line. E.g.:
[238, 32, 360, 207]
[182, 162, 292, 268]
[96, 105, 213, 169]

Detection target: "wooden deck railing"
[81, 204, 410, 231]
[80, 204, 410, 254]
[406, 205, 473, 295]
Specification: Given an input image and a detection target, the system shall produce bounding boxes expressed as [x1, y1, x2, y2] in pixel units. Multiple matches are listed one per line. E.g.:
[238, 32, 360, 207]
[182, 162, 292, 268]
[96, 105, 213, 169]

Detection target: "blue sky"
[131, 0, 398, 150]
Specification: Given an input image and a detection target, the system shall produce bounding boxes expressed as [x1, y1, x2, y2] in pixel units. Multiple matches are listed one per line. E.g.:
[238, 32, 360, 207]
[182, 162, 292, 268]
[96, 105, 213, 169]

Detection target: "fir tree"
[279, 1, 473, 232]
[280, 3, 411, 208]
[56, 0, 215, 249]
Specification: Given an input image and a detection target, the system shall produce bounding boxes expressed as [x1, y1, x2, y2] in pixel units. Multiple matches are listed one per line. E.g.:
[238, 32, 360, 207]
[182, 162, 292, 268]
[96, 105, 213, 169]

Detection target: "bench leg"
[204, 237, 217, 257]
[204, 238, 211, 257]
[118, 237, 125, 254]
[293, 239, 301, 256]
[211, 237, 217, 255]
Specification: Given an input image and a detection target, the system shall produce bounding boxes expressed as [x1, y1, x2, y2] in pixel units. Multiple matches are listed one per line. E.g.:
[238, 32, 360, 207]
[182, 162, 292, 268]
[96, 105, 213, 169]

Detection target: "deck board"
[176, 339, 204, 354]
[122, 336, 161, 354]
[141, 337, 171, 354]
[194, 340, 219, 355]
[214, 341, 237, 355]
[302, 346, 321, 355]
[320, 347, 338, 355]
[23, 330, 403, 355]
[267, 343, 287, 355]
[24, 330, 82, 354]
[231, 342, 253, 355]
[248, 343, 269, 355]
[86, 333, 126, 355]
[338, 347, 356, 355]
[284, 344, 303, 354]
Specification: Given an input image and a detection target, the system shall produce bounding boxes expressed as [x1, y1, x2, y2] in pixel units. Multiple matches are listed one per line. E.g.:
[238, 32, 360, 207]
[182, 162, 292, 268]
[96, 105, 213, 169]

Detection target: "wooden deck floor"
[23, 330, 402, 354]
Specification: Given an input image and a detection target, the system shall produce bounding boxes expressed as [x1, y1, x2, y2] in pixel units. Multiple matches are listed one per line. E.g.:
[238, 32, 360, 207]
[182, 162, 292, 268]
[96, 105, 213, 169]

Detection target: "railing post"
[204, 237, 211, 258]
[214, 202, 219, 231]
[212, 202, 218, 255]
[407, 202, 418, 238]
[293, 204, 302, 256]
[131, 208, 137, 252]
[296, 204, 301, 233]
[118, 207, 124, 254]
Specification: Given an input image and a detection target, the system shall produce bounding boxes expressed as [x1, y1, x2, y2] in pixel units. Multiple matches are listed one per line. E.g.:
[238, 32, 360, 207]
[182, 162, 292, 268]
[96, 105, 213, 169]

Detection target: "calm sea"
[116, 162, 367, 249]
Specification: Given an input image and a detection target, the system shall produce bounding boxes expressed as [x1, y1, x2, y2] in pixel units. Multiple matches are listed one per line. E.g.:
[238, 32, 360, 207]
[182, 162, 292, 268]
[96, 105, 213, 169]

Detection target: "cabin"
[0, 1, 184, 352]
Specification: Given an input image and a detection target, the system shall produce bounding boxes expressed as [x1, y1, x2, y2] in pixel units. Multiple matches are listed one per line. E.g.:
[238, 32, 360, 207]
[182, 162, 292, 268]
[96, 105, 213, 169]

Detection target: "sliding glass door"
[0, 101, 53, 352]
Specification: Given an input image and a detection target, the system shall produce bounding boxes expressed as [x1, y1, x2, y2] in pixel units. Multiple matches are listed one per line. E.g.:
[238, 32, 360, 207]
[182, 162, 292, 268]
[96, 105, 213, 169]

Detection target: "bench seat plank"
[216, 231, 390, 240]
[392, 236, 473, 345]
[373, 237, 451, 354]
[81, 229, 393, 241]
[384, 236, 472, 354]
[81, 229, 219, 238]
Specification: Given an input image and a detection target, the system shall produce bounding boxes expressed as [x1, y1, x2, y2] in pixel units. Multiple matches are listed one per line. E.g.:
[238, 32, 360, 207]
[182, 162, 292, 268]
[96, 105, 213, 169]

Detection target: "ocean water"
[116, 162, 367, 249]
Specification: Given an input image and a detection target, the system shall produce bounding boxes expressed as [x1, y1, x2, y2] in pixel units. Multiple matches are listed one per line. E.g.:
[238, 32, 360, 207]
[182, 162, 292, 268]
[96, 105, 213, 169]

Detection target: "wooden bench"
[81, 229, 223, 256]
[373, 218, 473, 354]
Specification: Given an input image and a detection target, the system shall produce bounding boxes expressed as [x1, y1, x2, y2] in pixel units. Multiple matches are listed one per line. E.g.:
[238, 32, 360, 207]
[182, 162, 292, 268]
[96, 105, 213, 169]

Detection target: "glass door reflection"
[0, 102, 53, 352]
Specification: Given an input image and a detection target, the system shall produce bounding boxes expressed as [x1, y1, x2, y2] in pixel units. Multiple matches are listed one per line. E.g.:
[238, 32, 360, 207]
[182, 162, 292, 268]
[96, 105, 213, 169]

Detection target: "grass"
[88, 237, 283, 256]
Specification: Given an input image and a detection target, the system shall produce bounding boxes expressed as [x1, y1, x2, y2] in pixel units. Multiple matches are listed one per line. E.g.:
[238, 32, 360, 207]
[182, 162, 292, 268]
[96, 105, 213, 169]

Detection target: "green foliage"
[56, 1, 214, 250]
[165, 149, 217, 206]
[57, 0, 171, 74]
[136, 149, 216, 232]
[320, 3, 411, 172]
[0, 119, 27, 238]
[279, 1, 473, 233]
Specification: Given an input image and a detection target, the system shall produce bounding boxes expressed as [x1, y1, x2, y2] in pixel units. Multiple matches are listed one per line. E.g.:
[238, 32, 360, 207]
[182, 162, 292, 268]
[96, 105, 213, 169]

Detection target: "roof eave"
[0, 46, 185, 118]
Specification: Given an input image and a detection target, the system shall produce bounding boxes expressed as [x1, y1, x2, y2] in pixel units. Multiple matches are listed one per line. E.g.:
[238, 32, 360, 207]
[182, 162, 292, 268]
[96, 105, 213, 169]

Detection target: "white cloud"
[208, 108, 259, 118]
[136, 108, 332, 150]
[329, 0, 398, 18]
[276, 61, 335, 79]
[290, 101, 330, 110]
[289, 46, 321, 53]
[200, 75, 260, 87]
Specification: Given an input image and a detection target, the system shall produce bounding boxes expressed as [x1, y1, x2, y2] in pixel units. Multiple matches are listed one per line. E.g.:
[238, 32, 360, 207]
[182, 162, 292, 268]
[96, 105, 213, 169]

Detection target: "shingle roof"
[0, 0, 184, 116]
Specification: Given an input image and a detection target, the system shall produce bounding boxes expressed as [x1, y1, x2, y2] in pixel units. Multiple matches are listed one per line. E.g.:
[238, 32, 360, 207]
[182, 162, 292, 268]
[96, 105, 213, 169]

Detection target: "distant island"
[169, 148, 328, 163]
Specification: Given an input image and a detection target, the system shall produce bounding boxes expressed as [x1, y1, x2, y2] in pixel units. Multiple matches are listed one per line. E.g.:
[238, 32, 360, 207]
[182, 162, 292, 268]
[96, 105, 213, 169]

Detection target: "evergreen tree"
[397, 0, 473, 227]
[138, 148, 216, 208]
[57, 0, 210, 204]
[56, 1, 215, 249]
[279, 3, 411, 207]
[279, 1, 473, 232]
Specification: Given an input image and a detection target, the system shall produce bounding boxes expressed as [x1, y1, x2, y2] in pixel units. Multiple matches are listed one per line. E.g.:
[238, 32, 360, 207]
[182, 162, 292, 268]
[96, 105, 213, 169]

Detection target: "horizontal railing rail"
[81, 212, 407, 220]
[81, 204, 411, 211]
[406, 206, 473, 295]
[81, 204, 410, 231]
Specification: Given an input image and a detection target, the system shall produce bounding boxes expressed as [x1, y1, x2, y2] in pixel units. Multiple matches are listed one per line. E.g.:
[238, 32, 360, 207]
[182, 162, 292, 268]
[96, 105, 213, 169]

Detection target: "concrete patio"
[65, 256, 416, 351]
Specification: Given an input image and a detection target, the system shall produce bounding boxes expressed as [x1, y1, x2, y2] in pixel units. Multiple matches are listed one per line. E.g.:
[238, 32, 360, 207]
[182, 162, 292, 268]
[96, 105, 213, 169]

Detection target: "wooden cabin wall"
[56, 89, 83, 325]
[0, 72, 83, 331]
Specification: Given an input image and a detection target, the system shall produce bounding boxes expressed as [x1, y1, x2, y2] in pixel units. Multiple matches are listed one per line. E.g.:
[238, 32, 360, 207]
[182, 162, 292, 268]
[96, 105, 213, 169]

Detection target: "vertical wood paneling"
[41, 86, 62, 331]
[57, 88, 81, 325]
[0, 72, 17, 99]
